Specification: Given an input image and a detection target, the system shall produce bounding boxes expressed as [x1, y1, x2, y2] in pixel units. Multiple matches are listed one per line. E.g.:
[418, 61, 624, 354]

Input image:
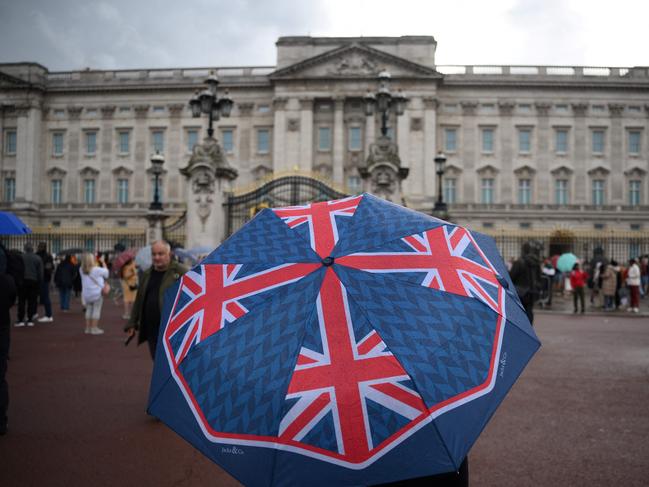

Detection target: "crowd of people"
[509, 244, 648, 322]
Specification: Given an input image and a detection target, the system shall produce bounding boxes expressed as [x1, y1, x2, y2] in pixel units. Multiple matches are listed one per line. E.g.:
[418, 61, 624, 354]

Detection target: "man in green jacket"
[125, 240, 188, 359]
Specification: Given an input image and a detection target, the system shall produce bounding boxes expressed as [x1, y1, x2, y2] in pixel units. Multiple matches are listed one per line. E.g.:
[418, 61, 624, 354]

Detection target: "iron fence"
[0, 228, 147, 254]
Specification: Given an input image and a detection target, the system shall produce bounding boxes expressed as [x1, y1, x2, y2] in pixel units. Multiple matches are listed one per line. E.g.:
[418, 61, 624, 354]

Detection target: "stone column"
[167, 103, 185, 202]
[535, 102, 552, 203]
[133, 105, 150, 202]
[15, 104, 42, 207]
[460, 101, 478, 202]
[299, 97, 314, 171]
[284, 98, 301, 171]
[608, 103, 625, 202]
[422, 97, 438, 200]
[365, 111, 375, 162]
[498, 101, 515, 202]
[272, 97, 287, 173]
[236, 102, 254, 185]
[332, 98, 345, 185]
[66, 106, 83, 203]
[99, 105, 115, 202]
[572, 103, 588, 203]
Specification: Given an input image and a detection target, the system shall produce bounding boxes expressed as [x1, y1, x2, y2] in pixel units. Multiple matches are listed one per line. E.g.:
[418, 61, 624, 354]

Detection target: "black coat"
[54, 261, 77, 289]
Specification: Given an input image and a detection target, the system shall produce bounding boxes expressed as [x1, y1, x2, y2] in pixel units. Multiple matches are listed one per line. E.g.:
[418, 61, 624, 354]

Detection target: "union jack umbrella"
[148, 193, 540, 486]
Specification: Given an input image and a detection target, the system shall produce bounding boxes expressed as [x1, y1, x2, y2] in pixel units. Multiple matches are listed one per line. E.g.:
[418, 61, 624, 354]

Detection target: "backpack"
[6, 249, 25, 289]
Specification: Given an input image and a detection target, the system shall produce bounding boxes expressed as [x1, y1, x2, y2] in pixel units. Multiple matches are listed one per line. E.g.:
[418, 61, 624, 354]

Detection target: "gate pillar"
[358, 135, 409, 204]
[180, 136, 238, 249]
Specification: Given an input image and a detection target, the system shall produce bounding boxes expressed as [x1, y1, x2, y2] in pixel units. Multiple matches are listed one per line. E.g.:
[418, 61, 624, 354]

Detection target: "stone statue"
[358, 135, 409, 203]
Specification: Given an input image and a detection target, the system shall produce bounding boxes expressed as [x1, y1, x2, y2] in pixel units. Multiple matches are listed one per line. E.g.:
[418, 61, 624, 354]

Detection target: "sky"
[1, 0, 648, 71]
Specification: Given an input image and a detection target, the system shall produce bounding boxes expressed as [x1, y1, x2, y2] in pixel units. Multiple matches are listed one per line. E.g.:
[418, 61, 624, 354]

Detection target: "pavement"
[536, 289, 649, 317]
[1, 293, 648, 486]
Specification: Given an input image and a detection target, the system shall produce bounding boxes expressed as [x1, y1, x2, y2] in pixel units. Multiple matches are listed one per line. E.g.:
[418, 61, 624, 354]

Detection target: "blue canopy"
[0, 211, 32, 235]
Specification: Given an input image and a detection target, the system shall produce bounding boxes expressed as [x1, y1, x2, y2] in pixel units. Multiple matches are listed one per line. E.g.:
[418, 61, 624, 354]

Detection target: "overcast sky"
[1, 0, 647, 71]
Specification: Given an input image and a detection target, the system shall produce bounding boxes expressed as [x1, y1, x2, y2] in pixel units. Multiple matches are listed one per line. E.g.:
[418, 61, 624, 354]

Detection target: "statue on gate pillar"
[180, 136, 238, 249]
[358, 135, 409, 203]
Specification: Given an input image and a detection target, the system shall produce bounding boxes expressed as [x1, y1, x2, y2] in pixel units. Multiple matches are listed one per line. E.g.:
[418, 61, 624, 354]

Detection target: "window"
[257, 129, 270, 153]
[481, 128, 494, 153]
[52, 132, 64, 156]
[554, 104, 568, 112]
[153, 106, 165, 113]
[386, 127, 395, 141]
[222, 129, 234, 153]
[592, 179, 605, 205]
[3, 178, 15, 202]
[592, 130, 605, 153]
[629, 180, 641, 206]
[85, 131, 97, 155]
[628, 130, 641, 155]
[117, 220, 127, 227]
[520, 222, 531, 229]
[119, 106, 130, 113]
[4, 130, 16, 155]
[347, 175, 362, 193]
[444, 178, 456, 204]
[117, 178, 129, 204]
[481, 178, 494, 204]
[187, 129, 199, 152]
[592, 105, 605, 113]
[518, 104, 531, 112]
[444, 128, 457, 152]
[51, 179, 62, 204]
[84, 220, 94, 227]
[258, 105, 270, 113]
[518, 179, 532, 204]
[152, 130, 164, 153]
[318, 127, 331, 151]
[555, 179, 569, 205]
[518, 129, 531, 153]
[348, 127, 362, 151]
[118, 131, 130, 154]
[555, 129, 569, 153]
[53, 109, 65, 118]
[83, 179, 96, 204]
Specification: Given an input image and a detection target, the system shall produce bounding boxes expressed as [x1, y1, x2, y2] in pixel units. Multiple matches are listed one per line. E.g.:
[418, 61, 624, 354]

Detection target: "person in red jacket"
[570, 262, 588, 314]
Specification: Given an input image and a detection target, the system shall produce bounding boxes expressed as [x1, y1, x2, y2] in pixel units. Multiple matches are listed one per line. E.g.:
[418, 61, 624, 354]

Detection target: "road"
[1, 298, 648, 486]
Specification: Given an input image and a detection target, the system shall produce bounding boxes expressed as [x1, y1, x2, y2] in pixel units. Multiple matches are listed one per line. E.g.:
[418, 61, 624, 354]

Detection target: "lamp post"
[149, 151, 165, 211]
[189, 71, 233, 138]
[433, 151, 448, 218]
[363, 70, 408, 137]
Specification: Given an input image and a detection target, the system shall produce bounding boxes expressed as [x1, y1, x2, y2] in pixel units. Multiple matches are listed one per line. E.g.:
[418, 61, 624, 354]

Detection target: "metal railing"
[0, 228, 147, 254]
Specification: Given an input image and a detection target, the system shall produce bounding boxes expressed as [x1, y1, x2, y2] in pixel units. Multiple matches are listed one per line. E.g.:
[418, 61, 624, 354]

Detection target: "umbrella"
[135, 245, 152, 270]
[148, 193, 540, 486]
[0, 211, 32, 235]
[112, 248, 137, 275]
[556, 252, 578, 273]
[57, 247, 84, 256]
[173, 248, 198, 265]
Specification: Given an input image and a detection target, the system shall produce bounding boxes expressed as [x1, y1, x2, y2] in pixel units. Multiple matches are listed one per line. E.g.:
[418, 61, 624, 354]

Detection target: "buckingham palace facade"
[1, 35, 648, 238]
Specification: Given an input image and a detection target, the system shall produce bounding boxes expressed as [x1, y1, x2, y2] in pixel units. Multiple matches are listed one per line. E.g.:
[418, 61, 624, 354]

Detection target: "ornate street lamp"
[433, 152, 448, 217]
[149, 151, 165, 211]
[363, 70, 408, 137]
[189, 71, 234, 138]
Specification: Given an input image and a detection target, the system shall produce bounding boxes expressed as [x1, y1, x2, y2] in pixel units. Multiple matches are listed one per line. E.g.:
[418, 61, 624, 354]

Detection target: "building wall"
[1, 37, 648, 234]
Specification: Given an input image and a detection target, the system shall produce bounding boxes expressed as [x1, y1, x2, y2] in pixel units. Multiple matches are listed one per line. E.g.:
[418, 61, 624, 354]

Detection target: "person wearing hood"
[509, 241, 542, 325]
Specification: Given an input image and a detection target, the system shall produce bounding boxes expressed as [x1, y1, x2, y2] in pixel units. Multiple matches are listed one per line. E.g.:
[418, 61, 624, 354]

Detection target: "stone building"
[1, 35, 648, 247]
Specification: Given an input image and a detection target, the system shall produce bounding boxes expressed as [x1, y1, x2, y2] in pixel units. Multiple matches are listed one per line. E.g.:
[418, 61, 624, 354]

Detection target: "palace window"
[444, 178, 456, 204]
[83, 179, 96, 204]
[118, 131, 130, 154]
[347, 175, 361, 193]
[555, 179, 569, 205]
[518, 179, 532, 204]
[444, 128, 457, 152]
[4, 130, 16, 155]
[3, 178, 15, 202]
[518, 129, 531, 153]
[152, 130, 164, 153]
[348, 127, 362, 151]
[187, 129, 199, 152]
[555, 129, 569, 153]
[628, 130, 641, 155]
[85, 131, 97, 155]
[318, 127, 331, 151]
[629, 180, 641, 206]
[52, 132, 64, 156]
[481, 128, 494, 153]
[117, 178, 129, 204]
[51, 179, 62, 205]
[257, 129, 270, 153]
[481, 178, 494, 204]
[222, 129, 234, 153]
[592, 179, 605, 205]
[591, 130, 605, 154]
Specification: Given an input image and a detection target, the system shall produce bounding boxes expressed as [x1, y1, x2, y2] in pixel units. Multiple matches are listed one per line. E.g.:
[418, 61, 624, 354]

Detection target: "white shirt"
[81, 266, 109, 303]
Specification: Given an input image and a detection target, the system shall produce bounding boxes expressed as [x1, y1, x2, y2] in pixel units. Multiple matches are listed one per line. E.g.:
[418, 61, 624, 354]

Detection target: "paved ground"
[1, 295, 648, 486]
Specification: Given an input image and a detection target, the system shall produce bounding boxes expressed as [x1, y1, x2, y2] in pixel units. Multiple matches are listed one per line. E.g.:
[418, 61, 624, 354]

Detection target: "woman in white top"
[80, 253, 109, 335]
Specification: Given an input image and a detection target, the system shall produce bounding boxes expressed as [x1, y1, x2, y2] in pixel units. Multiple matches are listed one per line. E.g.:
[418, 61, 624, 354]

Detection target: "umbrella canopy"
[135, 245, 152, 270]
[557, 252, 578, 272]
[112, 248, 137, 275]
[173, 248, 198, 265]
[0, 211, 32, 235]
[148, 194, 540, 486]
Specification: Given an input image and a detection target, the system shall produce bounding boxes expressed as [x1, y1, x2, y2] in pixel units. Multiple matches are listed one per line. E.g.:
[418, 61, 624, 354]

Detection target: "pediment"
[624, 165, 647, 176]
[112, 165, 133, 176]
[550, 164, 573, 176]
[46, 166, 67, 177]
[270, 43, 442, 80]
[445, 163, 463, 174]
[513, 164, 537, 176]
[0, 70, 30, 88]
[587, 165, 610, 176]
[476, 164, 499, 175]
[79, 165, 100, 176]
